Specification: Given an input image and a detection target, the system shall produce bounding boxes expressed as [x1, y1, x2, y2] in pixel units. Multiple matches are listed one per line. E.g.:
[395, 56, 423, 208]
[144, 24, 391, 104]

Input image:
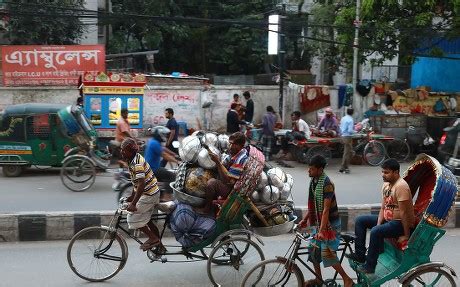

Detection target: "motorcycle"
[112, 167, 177, 202]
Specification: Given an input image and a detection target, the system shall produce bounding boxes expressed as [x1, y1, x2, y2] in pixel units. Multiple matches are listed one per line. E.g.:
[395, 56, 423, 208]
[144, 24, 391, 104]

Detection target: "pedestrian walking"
[161, 108, 179, 167]
[298, 155, 354, 287]
[339, 108, 355, 174]
[243, 91, 254, 123]
[259, 106, 276, 161]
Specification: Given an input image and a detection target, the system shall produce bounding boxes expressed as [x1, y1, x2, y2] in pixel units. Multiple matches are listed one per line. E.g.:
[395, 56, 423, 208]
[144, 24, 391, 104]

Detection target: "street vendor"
[275, 111, 311, 160]
[199, 132, 249, 215]
[363, 103, 385, 119]
[316, 107, 340, 137]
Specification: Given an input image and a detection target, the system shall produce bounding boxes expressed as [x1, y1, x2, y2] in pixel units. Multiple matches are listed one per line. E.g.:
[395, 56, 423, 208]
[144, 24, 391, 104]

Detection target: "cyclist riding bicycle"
[144, 126, 179, 182]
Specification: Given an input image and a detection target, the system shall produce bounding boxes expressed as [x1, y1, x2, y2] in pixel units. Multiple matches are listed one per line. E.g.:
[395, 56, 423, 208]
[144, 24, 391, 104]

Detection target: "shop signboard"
[1, 45, 105, 86]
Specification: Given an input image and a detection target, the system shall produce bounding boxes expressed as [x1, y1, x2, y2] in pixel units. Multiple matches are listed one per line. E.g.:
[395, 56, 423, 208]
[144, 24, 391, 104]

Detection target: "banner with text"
[1, 45, 105, 86]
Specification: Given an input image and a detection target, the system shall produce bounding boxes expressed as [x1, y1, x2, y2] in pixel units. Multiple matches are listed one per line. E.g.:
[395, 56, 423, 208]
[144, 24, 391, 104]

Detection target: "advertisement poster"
[1, 45, 105, 86]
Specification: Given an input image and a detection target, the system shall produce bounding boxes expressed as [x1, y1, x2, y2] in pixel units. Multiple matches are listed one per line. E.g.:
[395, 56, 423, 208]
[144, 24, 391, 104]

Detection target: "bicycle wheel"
[306, 145, 332, 161]
[61, 156, 96, 192]
[67, 226, 128, 282]
[363, 141, 386, 166]
[207, 237, 264, 287]
[401, 267, 456, 286]
[241, 258, 304, 287]
[386, 139, 410, 162]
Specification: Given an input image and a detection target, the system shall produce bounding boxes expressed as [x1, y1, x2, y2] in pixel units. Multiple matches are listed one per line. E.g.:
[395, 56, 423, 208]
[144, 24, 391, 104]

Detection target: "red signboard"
[1, 45, 105, 86]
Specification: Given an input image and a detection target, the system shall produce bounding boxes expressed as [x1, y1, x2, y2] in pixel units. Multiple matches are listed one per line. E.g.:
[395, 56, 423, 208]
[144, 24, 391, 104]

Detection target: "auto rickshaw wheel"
[61, 156, 96, 192]
[2, 165, 23, 177]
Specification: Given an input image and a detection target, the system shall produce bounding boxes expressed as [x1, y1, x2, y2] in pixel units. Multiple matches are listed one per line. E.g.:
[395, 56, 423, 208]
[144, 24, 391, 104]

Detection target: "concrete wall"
[0, 87, 79, 111]
[0, 84, 338, 132]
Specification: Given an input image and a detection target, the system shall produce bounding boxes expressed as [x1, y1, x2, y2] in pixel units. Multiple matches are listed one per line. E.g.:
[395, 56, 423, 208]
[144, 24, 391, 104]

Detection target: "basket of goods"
[249, 167, 297, 236]
[172, 166, 216, 207]
[250, 203, 297, 237]
[174, 132, 225, 206]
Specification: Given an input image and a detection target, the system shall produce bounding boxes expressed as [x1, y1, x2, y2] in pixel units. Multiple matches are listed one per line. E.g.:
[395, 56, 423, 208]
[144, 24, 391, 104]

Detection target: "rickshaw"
[66, 145, 296, 287]
[241, 153, 458, 286]
[57, 104, 111, 191]
[0, 103, 110, 191]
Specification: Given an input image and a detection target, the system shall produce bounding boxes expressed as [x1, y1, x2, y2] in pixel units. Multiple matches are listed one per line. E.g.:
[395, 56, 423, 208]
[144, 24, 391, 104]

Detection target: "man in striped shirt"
[200, 132, 249, 215]
[121, 138, 163, 252]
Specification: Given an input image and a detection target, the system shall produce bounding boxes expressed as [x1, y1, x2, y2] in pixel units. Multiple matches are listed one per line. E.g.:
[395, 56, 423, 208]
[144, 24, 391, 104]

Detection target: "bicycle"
[241, 226, 355, 286]
[67, 196, 265, 286]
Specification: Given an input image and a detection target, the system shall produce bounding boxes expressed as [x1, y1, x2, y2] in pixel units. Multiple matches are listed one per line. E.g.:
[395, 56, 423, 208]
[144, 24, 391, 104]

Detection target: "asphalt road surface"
[0, 230, 458, 287]
[0, 158, 410, 213]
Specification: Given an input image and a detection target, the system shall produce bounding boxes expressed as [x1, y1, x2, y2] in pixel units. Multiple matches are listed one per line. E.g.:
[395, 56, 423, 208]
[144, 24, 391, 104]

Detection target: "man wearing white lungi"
[121, 138, 163, 252]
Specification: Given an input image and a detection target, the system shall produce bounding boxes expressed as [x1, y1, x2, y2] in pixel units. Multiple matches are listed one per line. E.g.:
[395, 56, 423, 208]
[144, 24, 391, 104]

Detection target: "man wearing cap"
[317, 107, 340, 137]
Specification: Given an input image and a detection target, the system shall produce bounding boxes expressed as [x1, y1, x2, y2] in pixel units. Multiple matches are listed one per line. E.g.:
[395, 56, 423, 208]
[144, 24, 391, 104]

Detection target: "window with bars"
[27, 115, 51, 140]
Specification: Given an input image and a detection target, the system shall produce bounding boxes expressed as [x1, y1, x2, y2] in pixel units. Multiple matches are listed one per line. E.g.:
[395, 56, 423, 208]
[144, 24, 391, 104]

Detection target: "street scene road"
[0, 158, 410, 213]
[1, 230, 459, 287]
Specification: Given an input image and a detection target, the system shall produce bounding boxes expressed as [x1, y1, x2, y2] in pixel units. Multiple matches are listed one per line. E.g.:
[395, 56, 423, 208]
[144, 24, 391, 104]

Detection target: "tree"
[4, 0, 86, 45]
[108, 0, 313, 75]
[333, 0, 460, 65]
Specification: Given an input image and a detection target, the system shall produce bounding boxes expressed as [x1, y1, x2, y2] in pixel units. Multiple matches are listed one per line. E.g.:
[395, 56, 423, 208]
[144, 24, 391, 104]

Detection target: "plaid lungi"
[261, 135, 274, 160]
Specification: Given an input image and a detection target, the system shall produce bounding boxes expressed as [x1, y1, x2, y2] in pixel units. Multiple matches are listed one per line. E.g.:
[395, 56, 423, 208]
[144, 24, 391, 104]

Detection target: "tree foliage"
[319, 0, 460, 67]
[4, 0, 86, 45]
[108, 0, 311, 75]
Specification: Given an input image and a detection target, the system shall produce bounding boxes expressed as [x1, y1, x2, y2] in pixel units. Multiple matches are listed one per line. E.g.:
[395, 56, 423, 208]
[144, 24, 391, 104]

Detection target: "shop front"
[81, 72, 146, 131]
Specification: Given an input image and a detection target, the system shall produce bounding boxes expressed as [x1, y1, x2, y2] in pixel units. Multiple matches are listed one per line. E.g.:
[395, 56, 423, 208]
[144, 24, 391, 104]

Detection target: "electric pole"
[352, 0, 362, 118]
[278, 4, 286, 122]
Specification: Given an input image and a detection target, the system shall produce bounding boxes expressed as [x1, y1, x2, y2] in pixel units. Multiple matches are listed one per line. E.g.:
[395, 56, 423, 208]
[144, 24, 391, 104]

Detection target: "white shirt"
[297, 119, 311, 139]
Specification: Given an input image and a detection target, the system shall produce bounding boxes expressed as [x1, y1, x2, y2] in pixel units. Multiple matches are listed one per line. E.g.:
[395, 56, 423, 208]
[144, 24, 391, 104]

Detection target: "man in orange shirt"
[115, 109, 133, 144]
[347, 158, 414, 274]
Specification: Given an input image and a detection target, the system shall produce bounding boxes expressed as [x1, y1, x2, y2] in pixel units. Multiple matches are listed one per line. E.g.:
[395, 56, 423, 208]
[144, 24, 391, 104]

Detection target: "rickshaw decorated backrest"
[217, 145, 265, 223]
[233, 145, 265, 196]
[403, 153, 458, 227]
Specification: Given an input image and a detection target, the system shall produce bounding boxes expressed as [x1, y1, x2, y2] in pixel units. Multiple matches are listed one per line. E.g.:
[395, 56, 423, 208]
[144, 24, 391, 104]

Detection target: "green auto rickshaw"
[0, 103, 110, 191]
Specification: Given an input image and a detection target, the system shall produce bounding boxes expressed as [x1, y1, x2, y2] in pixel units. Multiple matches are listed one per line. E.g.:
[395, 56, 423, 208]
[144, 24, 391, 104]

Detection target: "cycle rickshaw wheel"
[296, 145, 332, 164]
[386, 138, 410, 162]
[60, 156, 96, 192]
[67, 226, 128, 282]
[401, 267, 456, 286]
[207, 237, 264, 287]
[241, 258, 304, 287]
[363, 140, 386, 166]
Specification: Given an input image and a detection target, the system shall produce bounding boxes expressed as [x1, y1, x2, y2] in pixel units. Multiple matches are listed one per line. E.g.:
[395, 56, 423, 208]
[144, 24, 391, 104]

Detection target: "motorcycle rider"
[144, 126, 178, 182]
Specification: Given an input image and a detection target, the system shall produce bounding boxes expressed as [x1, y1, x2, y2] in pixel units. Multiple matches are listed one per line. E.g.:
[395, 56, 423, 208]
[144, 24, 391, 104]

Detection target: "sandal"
[140, 240, 161, 251]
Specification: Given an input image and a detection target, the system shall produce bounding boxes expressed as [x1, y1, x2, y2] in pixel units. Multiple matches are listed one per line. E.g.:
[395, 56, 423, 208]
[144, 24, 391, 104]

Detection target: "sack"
[169, 202, 216, 248]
